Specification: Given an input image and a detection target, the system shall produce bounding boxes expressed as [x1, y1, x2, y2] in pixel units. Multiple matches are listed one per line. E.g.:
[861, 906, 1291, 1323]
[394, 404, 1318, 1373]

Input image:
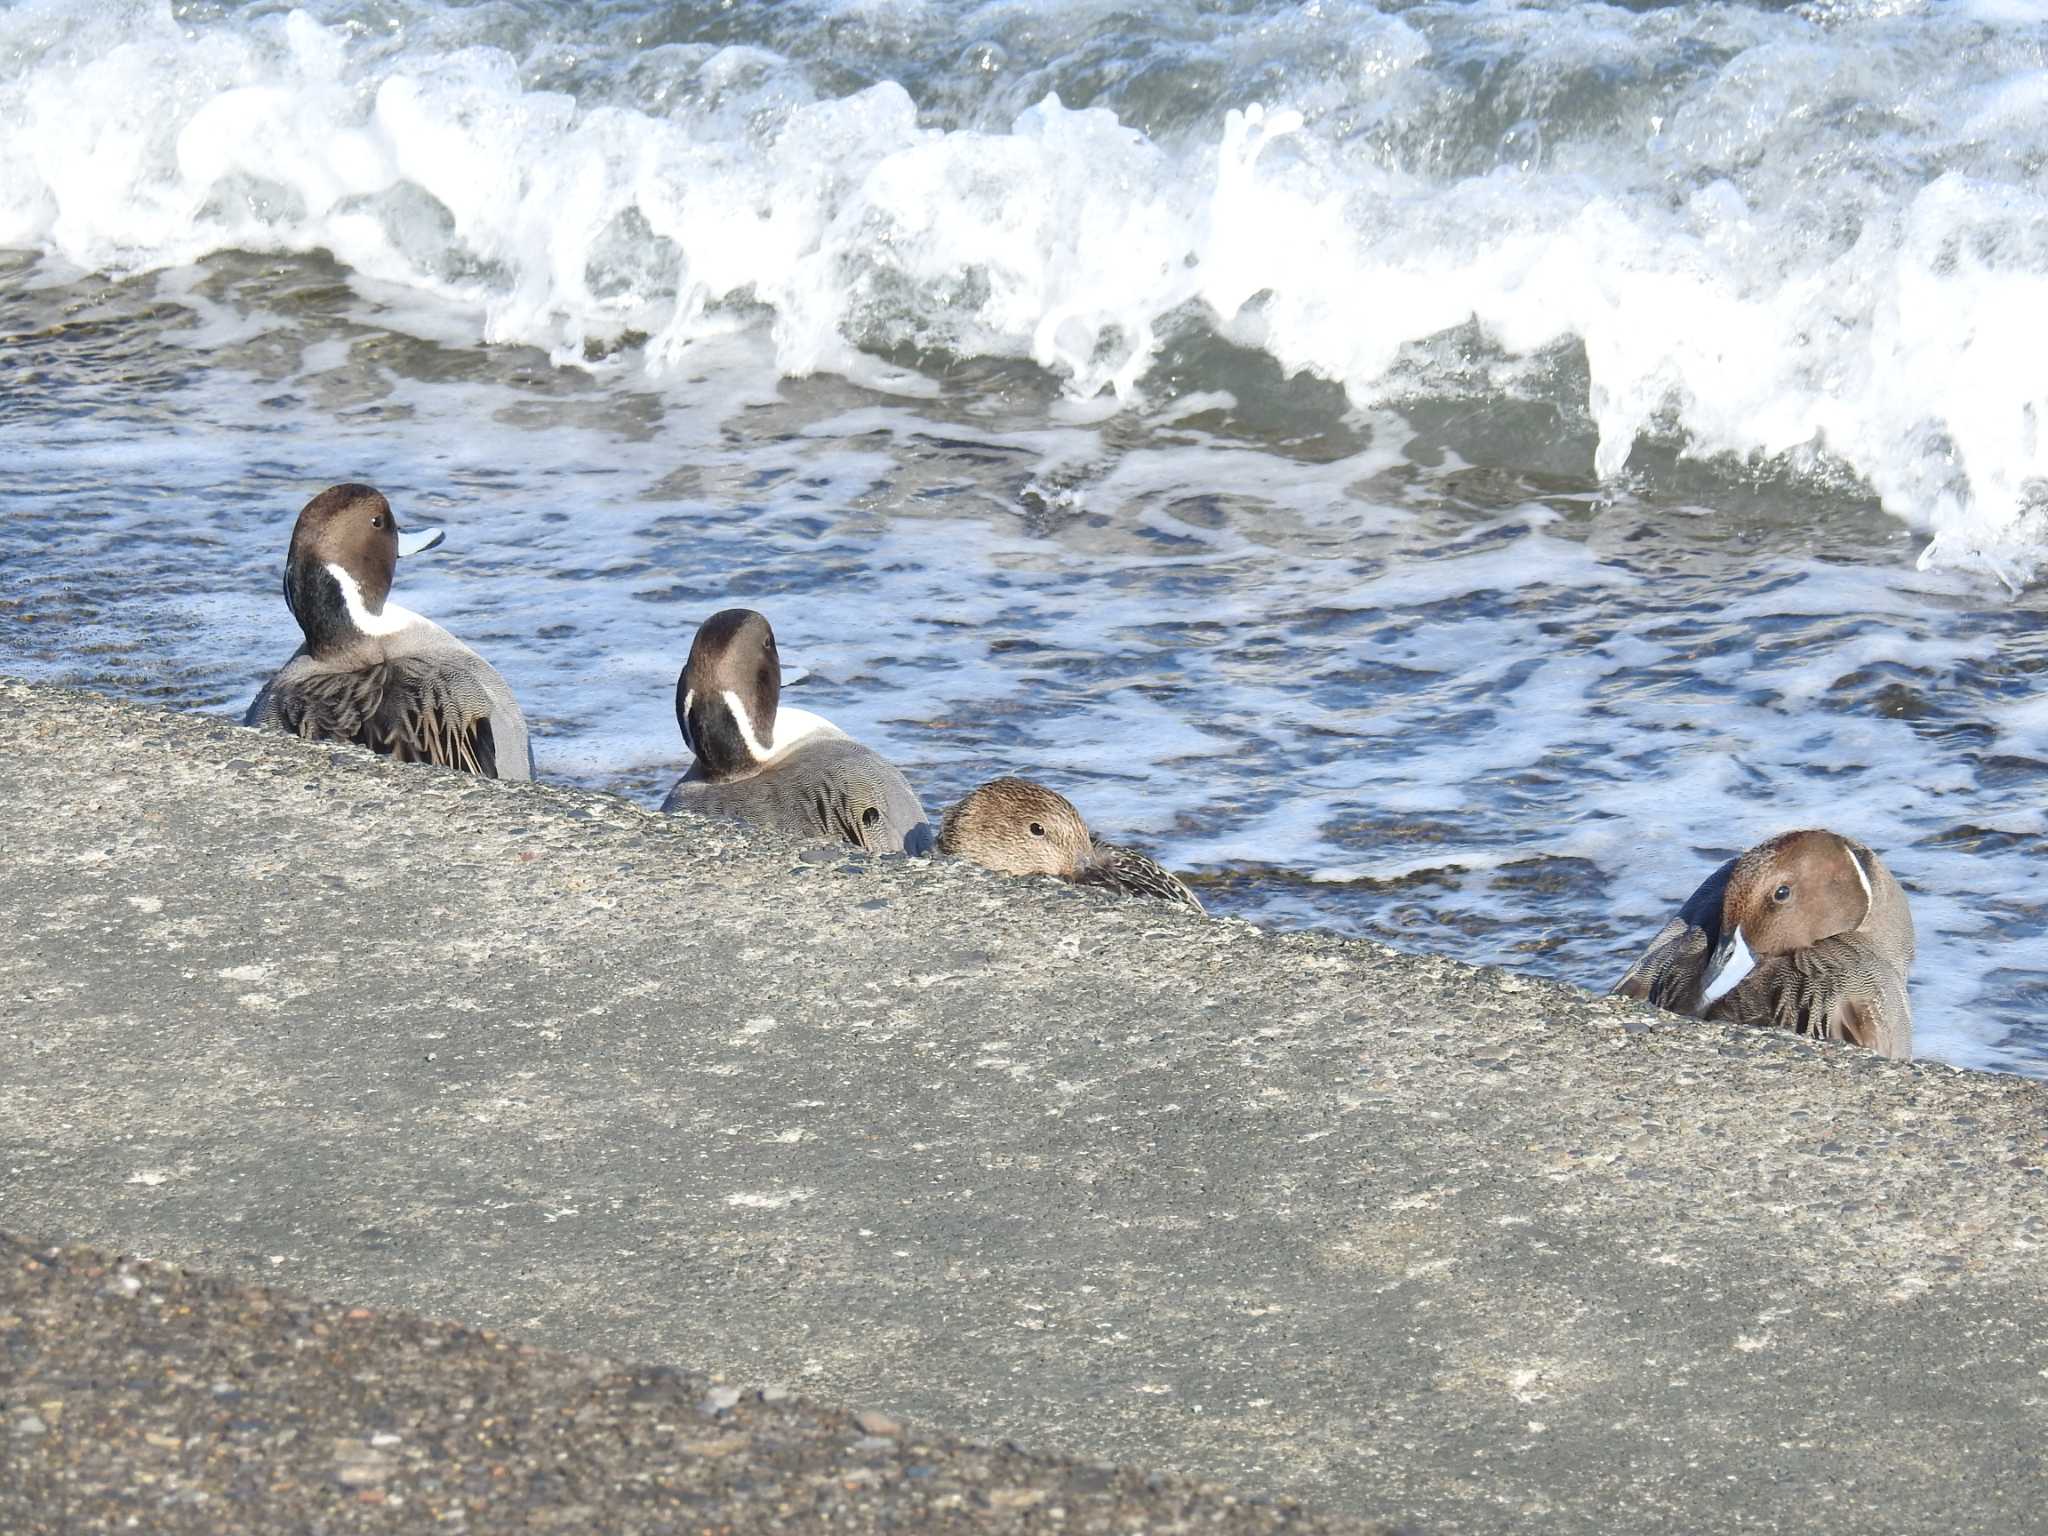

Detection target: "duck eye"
[371, 514, 387, 528]
[1773, 883, 1792, 903]
[1028, 821, 1046, 838]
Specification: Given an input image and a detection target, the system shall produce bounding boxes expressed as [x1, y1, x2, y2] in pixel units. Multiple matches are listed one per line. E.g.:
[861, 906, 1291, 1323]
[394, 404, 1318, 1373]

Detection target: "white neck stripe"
[1845, 846, 1874, 930]
[326, 561, 420, 638]
[688, 688, 846, 769]
[722, 687, 776, 762]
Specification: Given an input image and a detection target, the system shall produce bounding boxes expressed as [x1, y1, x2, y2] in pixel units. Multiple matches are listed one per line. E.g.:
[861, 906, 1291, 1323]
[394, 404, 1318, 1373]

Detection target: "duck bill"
[396, 526, 446, 557]
[1698, 927, 1758, 1009]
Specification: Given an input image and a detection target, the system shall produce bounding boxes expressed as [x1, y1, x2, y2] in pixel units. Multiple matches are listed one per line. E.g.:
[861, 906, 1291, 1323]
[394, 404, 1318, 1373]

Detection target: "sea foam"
[4, 0, 2047, 575]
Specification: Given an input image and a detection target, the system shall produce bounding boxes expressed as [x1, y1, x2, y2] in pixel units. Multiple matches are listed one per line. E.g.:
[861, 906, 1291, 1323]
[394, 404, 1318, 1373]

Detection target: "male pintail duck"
[660, 608, 933, 854]
[1612, 829, 1913, 1059]
[244, 484, 532, 780]
[937, 777, 1205, 915]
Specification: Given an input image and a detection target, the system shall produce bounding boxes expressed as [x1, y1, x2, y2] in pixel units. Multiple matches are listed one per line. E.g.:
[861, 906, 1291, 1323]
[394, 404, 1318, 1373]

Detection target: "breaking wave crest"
[4, 0, 2047, 578]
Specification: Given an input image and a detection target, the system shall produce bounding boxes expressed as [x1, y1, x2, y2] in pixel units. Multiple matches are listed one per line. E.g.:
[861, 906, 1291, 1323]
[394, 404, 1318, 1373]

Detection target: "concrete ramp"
[1, 679, 2041, 1533]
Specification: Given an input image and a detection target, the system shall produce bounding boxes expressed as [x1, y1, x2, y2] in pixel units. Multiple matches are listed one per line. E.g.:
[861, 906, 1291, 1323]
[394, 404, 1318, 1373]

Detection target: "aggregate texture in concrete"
[0, 1233, 1384, 1535]
[2, 679, 2045, 1533]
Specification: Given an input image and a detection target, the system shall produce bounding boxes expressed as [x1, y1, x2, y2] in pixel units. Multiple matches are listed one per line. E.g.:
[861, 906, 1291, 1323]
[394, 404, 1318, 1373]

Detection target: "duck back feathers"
[245, 623, 530, 780]
[663, 734, 933, 855]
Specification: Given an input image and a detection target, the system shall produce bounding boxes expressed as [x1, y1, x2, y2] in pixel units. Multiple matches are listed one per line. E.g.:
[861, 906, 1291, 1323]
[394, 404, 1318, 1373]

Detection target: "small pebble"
[11, 1413, 47, 1437]
[701, 1386, 742, 1415]
[854, 1409, 901, 1438]
[989, 1487, 1049, 1511]
[332, 1440, 394, 1486]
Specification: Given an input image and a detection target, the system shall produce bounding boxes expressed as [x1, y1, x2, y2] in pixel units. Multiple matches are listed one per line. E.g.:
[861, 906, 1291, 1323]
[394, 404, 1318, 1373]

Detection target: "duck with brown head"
[660, 608, 933, 854]
[1613, 828, 1914, 1058]
[938, 777, 1205, 915]
[244, 483, 532, 780]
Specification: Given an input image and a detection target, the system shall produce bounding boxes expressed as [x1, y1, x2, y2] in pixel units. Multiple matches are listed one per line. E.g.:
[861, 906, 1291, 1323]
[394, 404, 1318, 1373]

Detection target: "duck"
[937, 777, 1205, 915]
[244, 484, 532, 780]
[660, 608, 933, 855]
[1611, 828, 1913, 1059]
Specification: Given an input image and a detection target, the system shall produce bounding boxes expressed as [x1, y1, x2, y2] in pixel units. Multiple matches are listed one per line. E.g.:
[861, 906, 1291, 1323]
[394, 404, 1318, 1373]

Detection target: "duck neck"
[286, 558, 415, 653]
[683, 686, 777, 780]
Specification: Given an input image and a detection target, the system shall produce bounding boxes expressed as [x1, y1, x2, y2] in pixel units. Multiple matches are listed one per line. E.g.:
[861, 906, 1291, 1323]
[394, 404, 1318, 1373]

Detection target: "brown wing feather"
[1611, 856, 1738, 1012]
[1611, 914, 1709, 1010]
[802, 777, 877, 851]
[1706, 935, 1910, 1058]
[373, 672, 498, 777]
[1080, 839, 1206, 915]
[1832, 996, 1881, 1053]
[272, 661, 499, 778]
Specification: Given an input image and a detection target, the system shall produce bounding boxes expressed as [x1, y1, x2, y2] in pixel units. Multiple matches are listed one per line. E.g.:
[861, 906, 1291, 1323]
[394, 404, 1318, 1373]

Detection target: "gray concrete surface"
[2, 678, 2045, 1534]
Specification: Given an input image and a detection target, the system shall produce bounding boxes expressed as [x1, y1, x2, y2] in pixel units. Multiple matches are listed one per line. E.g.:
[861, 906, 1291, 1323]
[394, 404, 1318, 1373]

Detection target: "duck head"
[282, 483, 443, 653]
[676, 608, 784, 779]
[1700, 829, 1877, 1007]
[937, 777, 1100, 880]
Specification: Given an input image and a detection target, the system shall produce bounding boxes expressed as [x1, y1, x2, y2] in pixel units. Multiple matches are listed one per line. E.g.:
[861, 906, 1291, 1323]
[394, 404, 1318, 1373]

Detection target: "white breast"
[765, 704, 847, 757]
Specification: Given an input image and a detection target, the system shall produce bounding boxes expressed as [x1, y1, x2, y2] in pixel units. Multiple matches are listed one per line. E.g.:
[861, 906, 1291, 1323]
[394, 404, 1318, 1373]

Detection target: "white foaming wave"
[6, 2, 2048, 574]
[1766, 631, 1994, 713]
[1307, 849, 1522, 887]
[1991, 692, 2048, 761]
[1344, 523, 1638, 611]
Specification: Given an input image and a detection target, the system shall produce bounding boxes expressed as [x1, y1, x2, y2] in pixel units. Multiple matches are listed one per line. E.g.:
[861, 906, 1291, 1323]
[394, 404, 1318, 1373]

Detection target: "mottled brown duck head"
[937, 777, 1098, 880]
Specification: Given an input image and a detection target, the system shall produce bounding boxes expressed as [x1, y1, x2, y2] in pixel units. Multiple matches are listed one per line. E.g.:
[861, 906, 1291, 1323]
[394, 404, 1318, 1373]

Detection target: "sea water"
[2, 0, 2045, 1071]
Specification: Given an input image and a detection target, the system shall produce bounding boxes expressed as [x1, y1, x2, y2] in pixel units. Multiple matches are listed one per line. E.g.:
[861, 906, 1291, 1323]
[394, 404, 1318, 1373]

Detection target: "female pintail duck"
[660, 608, 933, 855]
[937, 777, 1205, 915]
[244, 484, 532, 780]
[1611, 829, 1913, 1059]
